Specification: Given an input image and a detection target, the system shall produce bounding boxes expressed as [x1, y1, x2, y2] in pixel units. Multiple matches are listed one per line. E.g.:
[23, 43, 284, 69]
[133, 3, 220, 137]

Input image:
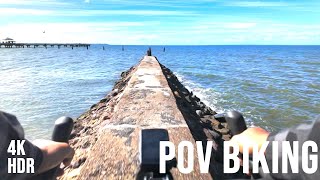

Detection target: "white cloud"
[0, 7, 196, 17]
[191, 22, 257, 30]
[0, 8, 52, 15]
[224, 22, 257, 29]
[0, 22, 160, 44]
[97, 0, 217, 7]
[58, 10, 196, 16]
[1, 20, 319, 45]
[0, 0, 319, 45]
[223, 1, 290, 7]
[0, 0, 69, 5]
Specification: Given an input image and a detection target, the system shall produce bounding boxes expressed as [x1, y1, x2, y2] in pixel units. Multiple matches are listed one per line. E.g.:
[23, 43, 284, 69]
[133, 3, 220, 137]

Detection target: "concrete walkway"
[77, 56, 213, 179]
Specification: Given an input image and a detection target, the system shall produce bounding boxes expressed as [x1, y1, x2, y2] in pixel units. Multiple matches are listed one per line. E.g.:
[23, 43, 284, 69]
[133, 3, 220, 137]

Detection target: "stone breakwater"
[60, 55, 243, 180]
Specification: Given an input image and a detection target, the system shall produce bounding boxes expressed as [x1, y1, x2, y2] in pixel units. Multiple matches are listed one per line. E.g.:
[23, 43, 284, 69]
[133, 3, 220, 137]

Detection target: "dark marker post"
[147, 47, 152, 56]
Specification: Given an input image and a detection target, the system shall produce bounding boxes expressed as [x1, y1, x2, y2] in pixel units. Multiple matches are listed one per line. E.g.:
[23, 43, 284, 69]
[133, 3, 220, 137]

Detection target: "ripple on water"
[1, 45, 319, 138]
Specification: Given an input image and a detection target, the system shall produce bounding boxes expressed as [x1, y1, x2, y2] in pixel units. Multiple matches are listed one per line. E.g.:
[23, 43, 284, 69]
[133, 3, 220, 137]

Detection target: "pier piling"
[0, 43, 90, 49]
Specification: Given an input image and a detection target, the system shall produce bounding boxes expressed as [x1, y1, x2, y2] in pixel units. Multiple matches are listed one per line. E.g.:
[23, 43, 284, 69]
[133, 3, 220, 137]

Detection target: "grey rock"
[99, 96, 111, 103]
[72, 157, 87, 169]
[208, 130, 222, 139]
[192, 95, 200, 102]
[111, 90, 118, 96]
[185, 96, 192, 103]
[199, 102, 206, 108]
[113, 88, 119, 93]
[196, 110, 204, 117]
[218, 128, 230, 135]
[82, 140, 91, 149]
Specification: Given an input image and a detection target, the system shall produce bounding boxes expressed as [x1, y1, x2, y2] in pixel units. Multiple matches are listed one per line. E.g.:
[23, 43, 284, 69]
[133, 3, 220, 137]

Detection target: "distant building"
[3, 37, 15, 44]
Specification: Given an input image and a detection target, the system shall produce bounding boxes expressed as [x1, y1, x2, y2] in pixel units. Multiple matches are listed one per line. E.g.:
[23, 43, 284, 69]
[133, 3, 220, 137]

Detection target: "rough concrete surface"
[60, 55, 246, 180]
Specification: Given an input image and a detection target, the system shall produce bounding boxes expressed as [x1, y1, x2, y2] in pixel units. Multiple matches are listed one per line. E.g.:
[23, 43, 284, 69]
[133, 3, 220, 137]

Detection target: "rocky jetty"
[60, 55, 243, 180]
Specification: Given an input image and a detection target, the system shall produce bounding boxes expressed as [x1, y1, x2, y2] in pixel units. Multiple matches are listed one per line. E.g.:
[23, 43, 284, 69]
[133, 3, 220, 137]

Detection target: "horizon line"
[97, 44, 320, 46]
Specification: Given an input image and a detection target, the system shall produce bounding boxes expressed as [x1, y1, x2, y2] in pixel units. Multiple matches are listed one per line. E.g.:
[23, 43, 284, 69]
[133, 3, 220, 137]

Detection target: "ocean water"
[0, 45, 319, 140]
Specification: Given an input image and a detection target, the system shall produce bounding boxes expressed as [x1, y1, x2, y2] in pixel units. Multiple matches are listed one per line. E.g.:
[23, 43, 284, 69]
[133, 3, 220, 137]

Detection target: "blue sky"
[0, 0, 319, 45]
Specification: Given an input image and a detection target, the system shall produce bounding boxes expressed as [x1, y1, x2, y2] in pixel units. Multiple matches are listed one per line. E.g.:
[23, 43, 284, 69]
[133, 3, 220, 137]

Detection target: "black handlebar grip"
[225, 111, 247, 136]
[37, 117, 74, 180]
[224, 111, 261, 179]
[52, 116, 74, 142]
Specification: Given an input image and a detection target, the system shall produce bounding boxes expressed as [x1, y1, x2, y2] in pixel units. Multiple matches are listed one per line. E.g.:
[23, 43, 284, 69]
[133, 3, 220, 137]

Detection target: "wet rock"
[203, 107, 215, 115]
[182, 89, 189, 95]
[121, 71, 127, 78]
[111, 90, 118, 97]
[99, 97, 110, 103]
[103, 114, 111, 120]
[192, 95, 200, 102]
[211, 119, 222, 128]
[196, 110, 204, 117]
[90, 104, 97, 110]
[198, 102, 206, 108]
[217, 128, 230, 135]
[72, 157, 87, 169]
[96, 103, 106, 112]
[208, 129, 222, 139]
[221, 122, 228, 128]
[203, 107, 211, 115]
[185, 96, 192, 103]
[173, 91, 181, 98]
[82, 139, 91, 149]
[202, 115, 215, 120]
[79, 126, 90, 134]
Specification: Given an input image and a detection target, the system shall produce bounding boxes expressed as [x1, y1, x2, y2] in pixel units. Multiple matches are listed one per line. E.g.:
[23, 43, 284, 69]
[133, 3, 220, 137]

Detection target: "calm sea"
[0, 45, 319, 140]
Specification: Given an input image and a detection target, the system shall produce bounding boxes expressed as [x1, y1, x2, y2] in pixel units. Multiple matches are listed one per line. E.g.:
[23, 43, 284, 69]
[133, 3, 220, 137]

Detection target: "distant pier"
[0, 43, 90, 49]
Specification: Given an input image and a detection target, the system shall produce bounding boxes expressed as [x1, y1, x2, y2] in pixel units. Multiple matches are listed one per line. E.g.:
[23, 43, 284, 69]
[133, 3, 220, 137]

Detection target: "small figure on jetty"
[147, 47, 152, 56]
